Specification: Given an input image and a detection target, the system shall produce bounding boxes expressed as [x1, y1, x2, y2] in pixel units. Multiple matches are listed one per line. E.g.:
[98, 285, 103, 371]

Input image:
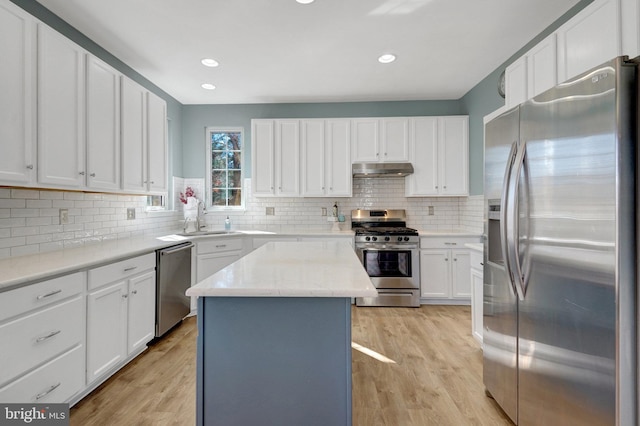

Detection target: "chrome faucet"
[183, 200, 206, 233]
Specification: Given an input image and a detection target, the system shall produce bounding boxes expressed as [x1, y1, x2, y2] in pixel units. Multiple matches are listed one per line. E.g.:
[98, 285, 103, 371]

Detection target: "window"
[206, 127, 244, 209]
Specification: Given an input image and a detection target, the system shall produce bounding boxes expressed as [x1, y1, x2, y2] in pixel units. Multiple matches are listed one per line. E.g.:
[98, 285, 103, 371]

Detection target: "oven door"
[355, 246, 419, 290]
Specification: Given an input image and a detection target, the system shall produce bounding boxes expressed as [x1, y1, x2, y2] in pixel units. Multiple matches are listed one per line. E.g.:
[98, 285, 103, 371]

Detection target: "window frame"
[205, 126, 245, 211]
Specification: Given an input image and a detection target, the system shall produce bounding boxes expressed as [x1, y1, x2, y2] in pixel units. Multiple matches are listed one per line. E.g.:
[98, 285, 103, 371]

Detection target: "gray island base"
[186, 241, 377, 426]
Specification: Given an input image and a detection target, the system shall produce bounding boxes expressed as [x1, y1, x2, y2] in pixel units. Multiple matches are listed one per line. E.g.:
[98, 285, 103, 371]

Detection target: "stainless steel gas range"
[352, 209, 420, 307]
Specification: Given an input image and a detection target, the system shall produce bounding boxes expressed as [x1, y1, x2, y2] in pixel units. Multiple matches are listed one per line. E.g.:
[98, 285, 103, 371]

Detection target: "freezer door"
[483, 107, 520, 424]
[516, 57, 637, 425]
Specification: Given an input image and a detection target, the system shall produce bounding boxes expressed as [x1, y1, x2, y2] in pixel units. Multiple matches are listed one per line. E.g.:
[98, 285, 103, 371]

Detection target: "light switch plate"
[127, 208, 136, 220]
[266, 207, 275, 216]
[428, 206, 435, 216]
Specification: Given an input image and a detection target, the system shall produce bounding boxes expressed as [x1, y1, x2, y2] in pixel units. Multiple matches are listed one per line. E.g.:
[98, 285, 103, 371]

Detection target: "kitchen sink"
[177, 230, 240, 237]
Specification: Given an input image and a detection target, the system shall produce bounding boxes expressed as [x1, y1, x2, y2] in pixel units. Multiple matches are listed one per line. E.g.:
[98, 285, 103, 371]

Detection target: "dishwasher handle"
[160, 242, 194, 255]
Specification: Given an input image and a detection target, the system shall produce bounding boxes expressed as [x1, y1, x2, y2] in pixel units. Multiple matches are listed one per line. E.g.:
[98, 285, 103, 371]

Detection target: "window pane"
[208, 128, 243, 208]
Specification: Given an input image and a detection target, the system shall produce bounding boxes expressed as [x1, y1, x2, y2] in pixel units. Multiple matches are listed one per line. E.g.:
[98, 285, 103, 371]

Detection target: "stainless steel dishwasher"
[155, 242, 194, 337]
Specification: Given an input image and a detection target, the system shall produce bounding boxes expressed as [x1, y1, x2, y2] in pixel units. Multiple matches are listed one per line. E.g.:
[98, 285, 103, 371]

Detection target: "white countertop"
[465, 243, 484, 252]
[187, 241, 377, 298]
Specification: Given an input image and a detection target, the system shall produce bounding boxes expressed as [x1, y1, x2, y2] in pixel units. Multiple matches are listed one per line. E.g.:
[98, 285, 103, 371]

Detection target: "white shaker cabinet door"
[505, 55, 528, 109]
[0, 1, 36, 185]
[127, 270, 156, 354]
[147, 91, 167, 193]
[526, 33, 557, 99]
[439, 116, 468, 196]
[556, 0, 620, 83]
[86, 55, 121, 191]
[406, 117, 438, 196]
[326, 119, 352, 197]
[274, 120, 300, 196]
[121, 77, 148, 192]
[420, 250, 450, 299]
[351, 118, 379, 162]
[37, 23, 86, 188]
[86, 281, 128, 383]
[380, 118, 409, 162]
[301, 119, 326, 197]
[251, 120, 276, 196]
[451, 249, 471, 298]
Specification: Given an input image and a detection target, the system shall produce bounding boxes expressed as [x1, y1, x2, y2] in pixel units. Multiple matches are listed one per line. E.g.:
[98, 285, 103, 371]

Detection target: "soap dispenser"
[224, 216, 231, 231]
[332, 202, 338, 218]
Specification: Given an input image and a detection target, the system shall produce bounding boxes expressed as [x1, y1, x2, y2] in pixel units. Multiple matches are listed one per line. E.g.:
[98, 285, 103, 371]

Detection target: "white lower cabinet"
[87, 253, 155, 384]
[0, 272, 86, 403]
[470, 248, 484, 345]
[419, 237, 479, 304]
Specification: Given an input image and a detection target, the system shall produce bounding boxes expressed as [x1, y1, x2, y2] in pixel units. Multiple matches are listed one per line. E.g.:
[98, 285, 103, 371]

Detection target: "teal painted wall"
[182, 101, 463, 179]
[10, 0, 184, 179]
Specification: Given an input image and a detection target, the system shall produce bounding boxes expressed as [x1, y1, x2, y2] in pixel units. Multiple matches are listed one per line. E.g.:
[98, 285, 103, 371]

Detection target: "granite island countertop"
[187, 240, 377, 298]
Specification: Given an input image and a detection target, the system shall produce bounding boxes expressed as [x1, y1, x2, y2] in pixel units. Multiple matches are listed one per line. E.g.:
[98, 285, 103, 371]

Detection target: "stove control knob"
[365, 236, 371, 242]
[372, 237, 377, 242]
[397, 236, 403, 242]
[384, 236, 390, 242]
[404, 237, 410, 242]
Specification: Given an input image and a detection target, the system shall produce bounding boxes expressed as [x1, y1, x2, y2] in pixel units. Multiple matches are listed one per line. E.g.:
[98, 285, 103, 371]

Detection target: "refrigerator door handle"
[506, 141, 527, 301]
[500, 141, 520, 298]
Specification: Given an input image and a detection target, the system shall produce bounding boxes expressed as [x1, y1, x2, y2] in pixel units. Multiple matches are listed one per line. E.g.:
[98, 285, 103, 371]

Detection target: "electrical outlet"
[59, 209, 69, 225]
[321, 207, 327, 216]
[428, 206, 435, 216]
[127, 208, 136, 220]
[266, 207, 275, 216]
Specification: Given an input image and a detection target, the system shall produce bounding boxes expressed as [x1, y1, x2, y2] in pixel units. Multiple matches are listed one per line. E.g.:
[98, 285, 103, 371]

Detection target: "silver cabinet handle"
[90, 173, 96, 177]
[150, 181, 154, 184]
[36, 330, 61, 343]
[444, 242, 457, 245]
[131, 290, 138, 295]
[454, 258, 457, 261]
[79, 171, 85, 176]
[26, 164, 34, 169]
[215, 244, 227, 248]
[35, 382, 61, 400]
[122, 294, 128, 299]
[123, 266, 137, 272]
[37, 289, 62, 300]
[445, 258, 448, 261]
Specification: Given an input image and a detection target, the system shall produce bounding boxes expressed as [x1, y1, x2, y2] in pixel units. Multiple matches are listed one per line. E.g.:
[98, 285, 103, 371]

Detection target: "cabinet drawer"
[0, 272, 84, 323]
[470, 250, 483, 271]
[0, 344, 84, 403]
[88, 253, 155, 290]
[420, 236, 480, 249]
[197, 238, 243, 255]
[0, 295, 84, 385]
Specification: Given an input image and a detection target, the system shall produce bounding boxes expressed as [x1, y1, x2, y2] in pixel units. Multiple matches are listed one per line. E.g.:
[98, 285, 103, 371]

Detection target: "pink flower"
[179, 187, 196, 204]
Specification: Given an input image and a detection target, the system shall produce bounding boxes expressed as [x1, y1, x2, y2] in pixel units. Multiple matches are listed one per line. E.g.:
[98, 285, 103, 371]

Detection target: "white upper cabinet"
[352, 118, 409, 163]
[556, 0, 620, 83]
[351, 119, 379, 162]
[527, 33, 557, 98]
[252, 119, 300, 197]
[406, 116, 468, 197]
[146, 91, 168, 193]
[380, 118, 409, 162]
[86, 55, 121, 190]
[301, 119, 351, 197]
[121, 76, 147, 193]
[252, 120, 276, 196]
[506, 34, 557, 109]
[275, 120, 300, 196]
[325, 119, 352, 197]
[0, 1, 36, 185]
[37, 23, 86, 188]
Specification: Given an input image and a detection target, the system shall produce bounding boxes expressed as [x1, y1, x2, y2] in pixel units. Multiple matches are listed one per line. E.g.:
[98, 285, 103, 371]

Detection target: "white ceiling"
[35, 0, 580, 105]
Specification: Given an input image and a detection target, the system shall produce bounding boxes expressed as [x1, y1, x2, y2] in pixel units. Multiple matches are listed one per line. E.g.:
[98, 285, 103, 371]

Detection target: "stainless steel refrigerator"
[483, 56, 638, 425]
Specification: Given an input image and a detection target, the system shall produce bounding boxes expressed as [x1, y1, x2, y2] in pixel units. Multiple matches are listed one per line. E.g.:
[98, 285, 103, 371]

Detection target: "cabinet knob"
[435, 185, 438, 189]
[79, 171, 85, 176]
[454, 258, 457, 261]
[131, 290, 138, 295]
[445, 258, 448, 261]
[150, 181, 155, 184]
[26, 164, 34, 170]
[122, 294, 128, 299]
[443, 185, 447, 189]
[90, 173, 96, 177]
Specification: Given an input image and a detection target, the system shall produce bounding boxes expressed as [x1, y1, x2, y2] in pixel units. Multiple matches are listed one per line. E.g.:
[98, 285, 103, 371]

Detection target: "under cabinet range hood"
[352, 162, 414, 177]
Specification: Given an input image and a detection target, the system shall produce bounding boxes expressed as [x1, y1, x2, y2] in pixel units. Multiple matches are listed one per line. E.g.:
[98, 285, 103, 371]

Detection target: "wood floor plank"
[71, 306, 513, 425]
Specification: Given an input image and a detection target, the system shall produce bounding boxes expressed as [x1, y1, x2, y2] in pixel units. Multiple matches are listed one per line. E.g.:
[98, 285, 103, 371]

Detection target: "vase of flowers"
[180, 187, 199, 219]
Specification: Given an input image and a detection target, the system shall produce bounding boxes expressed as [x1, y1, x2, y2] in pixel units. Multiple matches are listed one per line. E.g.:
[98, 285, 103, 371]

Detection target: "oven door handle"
[355, 246, 417, 251]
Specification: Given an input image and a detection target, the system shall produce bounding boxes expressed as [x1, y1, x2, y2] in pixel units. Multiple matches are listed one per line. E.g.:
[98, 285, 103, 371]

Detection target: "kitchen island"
[186, 241, 376, 426]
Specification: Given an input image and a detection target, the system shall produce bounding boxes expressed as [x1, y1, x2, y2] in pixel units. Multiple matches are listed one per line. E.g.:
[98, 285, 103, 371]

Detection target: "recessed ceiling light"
[201, 83, 216, 90]
[378, 54, 396, 64]
[201, 58, 219, 67]
[296, 0, 315, 4]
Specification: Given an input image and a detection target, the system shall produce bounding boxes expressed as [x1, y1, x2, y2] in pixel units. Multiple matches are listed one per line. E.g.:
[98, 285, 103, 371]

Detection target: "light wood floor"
[71, 306, 513, 426]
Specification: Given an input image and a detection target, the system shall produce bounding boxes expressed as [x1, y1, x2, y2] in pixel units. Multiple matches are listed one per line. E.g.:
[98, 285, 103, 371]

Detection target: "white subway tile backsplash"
[11, 189, 39, 199]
